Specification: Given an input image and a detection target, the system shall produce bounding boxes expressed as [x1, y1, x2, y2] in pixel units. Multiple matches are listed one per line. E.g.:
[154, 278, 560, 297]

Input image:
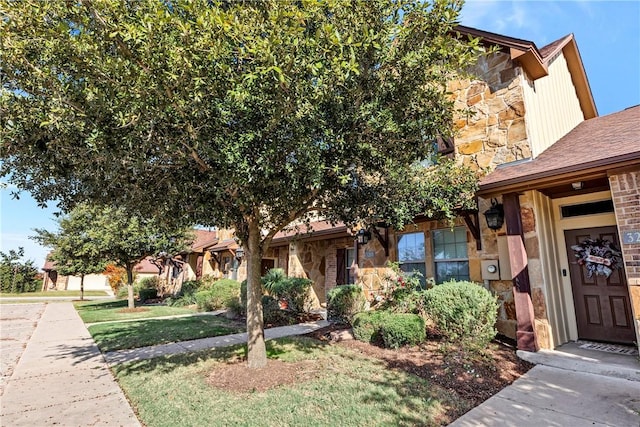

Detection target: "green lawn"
[74, 299, 197, 323]
[0, 290, 110, 298]
[89, 316, 246, 352]
[114, 337, 463, 427]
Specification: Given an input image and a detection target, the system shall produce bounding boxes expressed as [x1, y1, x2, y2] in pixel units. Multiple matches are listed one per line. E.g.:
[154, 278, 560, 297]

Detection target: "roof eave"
[478, 155, 640, 197]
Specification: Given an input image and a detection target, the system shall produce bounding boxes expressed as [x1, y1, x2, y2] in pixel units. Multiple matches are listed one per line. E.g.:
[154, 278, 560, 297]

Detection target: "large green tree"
[1, 0, 483, 367]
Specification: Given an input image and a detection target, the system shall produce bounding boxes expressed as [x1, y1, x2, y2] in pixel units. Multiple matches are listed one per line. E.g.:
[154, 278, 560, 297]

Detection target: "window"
[345, 248, 356, 285]
[336, 247, 356, 285]
[398, 232, 426, 284]
[432, 227, 469, 283]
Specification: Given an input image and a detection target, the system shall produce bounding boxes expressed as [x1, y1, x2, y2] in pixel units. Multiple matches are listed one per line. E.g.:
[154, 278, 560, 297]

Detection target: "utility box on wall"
[481, 260, 500, 281]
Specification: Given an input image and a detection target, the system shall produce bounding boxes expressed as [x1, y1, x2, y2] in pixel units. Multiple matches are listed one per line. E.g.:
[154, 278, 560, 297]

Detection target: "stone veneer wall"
[610, 170, 640, 347]
[449, 51, 530, 171]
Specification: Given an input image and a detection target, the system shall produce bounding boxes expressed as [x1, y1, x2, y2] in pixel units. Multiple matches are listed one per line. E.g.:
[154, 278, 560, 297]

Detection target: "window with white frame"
[432, 227, 469, 283]
[397, 232, 426, 284]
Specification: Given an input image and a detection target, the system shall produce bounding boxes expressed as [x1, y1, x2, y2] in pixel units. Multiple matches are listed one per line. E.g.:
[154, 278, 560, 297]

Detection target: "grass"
[74, 299, 198, 323]
[0, 290, 110, 297]
[89, 316, 246, 352]
[114, 337, 465, 427]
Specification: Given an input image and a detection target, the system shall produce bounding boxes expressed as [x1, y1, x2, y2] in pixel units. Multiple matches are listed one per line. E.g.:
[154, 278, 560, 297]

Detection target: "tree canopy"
[1, 0, 484, 367]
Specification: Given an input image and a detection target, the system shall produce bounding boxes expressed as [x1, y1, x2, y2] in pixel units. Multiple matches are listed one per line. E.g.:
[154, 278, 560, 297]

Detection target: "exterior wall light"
[235, 247, 244, 260]
[571, 181, 584, 190]
[356, 228, 371, 245]
[484, 199, 505, 230]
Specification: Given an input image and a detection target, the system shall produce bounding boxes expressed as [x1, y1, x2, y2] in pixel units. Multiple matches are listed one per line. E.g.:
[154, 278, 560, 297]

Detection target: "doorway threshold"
[517, 341, 640, 382]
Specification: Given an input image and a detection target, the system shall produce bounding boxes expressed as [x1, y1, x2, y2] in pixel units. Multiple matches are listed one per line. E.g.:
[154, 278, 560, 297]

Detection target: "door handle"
[562, 269, 567, 277]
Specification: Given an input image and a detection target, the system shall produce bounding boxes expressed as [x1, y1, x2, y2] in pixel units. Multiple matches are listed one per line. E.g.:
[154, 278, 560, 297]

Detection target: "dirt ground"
[207, 324, 533, 417]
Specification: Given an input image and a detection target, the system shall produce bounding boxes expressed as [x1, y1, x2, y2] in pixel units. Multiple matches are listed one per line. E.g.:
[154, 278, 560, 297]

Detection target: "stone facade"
[449, 51, 531, 171]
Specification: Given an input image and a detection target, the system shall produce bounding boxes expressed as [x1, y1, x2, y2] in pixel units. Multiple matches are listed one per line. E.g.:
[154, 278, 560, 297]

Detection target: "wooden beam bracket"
[371, 225, 389, 257]
[461, 210, 482, 250]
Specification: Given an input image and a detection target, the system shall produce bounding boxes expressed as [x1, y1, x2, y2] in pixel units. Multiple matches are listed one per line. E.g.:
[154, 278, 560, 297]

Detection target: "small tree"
[33, 205, 109, 300]
[90, 205, 193, 309]
[35, 204, 193, 307]
[0, 248, 39, 293]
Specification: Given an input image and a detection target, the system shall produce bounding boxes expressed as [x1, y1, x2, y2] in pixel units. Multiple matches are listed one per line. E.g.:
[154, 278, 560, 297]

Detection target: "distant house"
[41, 228, 219, 294]
[41, 258, 111, 293]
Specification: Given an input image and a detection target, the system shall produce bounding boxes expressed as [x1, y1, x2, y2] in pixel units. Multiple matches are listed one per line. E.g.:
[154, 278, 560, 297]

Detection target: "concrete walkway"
[0, 302, 140, 426]
[103, 319, 330, 365]
[451, 345, 640, 427]
[4, 301, 639, 426]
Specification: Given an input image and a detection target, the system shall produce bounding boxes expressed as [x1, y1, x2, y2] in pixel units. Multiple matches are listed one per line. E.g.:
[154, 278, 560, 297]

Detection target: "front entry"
[565, 226, 635, 344]
[261, 259, 275, 276]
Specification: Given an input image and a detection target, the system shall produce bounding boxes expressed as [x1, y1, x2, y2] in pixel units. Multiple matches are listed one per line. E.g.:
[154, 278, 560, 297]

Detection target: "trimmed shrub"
[268, 276, 312, 314]
[195, 279, 241, 312]
[380, 313, 425, 349]
[352, 310, 389, 344]
[136, 277, 158, 302]
[327, 285, 367, 325]
[262, 295, 292, 325]
[422, 280, 498, 349]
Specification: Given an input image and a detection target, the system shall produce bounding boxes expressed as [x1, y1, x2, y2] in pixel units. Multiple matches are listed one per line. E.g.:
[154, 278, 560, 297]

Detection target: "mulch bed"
[206, 323, 533, 413]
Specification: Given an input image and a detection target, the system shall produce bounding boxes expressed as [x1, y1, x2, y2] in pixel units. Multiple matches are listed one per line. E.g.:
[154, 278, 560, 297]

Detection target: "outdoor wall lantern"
[484, 199, 505, 230]
[356, 228, 371, 245]
[235, 247, 244, 260]
[571, 181, 584, 190]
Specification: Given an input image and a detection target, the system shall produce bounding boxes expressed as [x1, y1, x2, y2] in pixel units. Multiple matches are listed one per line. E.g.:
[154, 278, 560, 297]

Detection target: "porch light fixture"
[356, 228, 371, 245]
[571, 181, 584, 191]
[235, 247, 244, 260]
[484, 199, 505, 231]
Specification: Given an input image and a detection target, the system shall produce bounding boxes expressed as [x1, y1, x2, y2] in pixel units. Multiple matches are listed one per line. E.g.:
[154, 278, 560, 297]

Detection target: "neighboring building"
[41, 258, 111, 293]
[41, 228, 218, 294]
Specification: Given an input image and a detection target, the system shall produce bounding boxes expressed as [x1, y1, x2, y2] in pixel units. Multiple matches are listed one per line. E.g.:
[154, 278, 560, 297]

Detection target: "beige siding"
[522, 52, 585, 157]
[66, 274, 110, 291]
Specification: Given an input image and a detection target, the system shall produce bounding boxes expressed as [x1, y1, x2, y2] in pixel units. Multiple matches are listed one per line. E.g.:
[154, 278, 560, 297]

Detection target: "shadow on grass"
[89, 316, 246, 352]
[112, 336, 331, 376]
[75, 299, 129, 310]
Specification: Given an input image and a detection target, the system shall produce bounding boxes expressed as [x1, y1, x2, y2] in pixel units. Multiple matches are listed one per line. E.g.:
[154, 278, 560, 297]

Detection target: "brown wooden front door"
[565, 226, 635, 344]
[261, 259, 275, 276]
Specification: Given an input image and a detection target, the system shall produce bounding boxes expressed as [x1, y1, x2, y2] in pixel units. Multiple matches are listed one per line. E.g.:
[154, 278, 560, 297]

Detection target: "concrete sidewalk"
[0, 302, 140, 426]
[451, 346, 640, 427]
[103, 319, 330, 365]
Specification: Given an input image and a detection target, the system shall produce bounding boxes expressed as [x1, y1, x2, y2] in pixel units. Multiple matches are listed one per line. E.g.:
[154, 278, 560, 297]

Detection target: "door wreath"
[571, 238, 623, 278]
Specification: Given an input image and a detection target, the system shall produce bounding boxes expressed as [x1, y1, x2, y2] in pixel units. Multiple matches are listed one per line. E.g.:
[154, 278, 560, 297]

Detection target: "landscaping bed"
[206, 326, 532, 420]
[309, 325, 533, 408]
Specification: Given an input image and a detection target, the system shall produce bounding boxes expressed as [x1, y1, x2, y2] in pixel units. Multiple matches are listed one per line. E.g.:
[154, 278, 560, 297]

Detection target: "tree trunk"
[246, 219, 267, 368]
[126, 264, 135, 309]
[80, 274, 85, 301]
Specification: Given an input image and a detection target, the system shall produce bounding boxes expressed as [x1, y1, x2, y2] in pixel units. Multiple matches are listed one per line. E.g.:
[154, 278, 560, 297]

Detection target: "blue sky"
[1, 0, 639, 270]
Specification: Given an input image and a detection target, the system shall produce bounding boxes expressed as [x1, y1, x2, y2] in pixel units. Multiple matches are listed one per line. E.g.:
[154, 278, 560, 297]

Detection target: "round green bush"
[327, 285, 367, 325]
[352, 310, 390, 344]
[195, 279, 240, 311]
[138, 287, 157, 302]
[380, 313, 425, 349]
[422, 280, 498, 348]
